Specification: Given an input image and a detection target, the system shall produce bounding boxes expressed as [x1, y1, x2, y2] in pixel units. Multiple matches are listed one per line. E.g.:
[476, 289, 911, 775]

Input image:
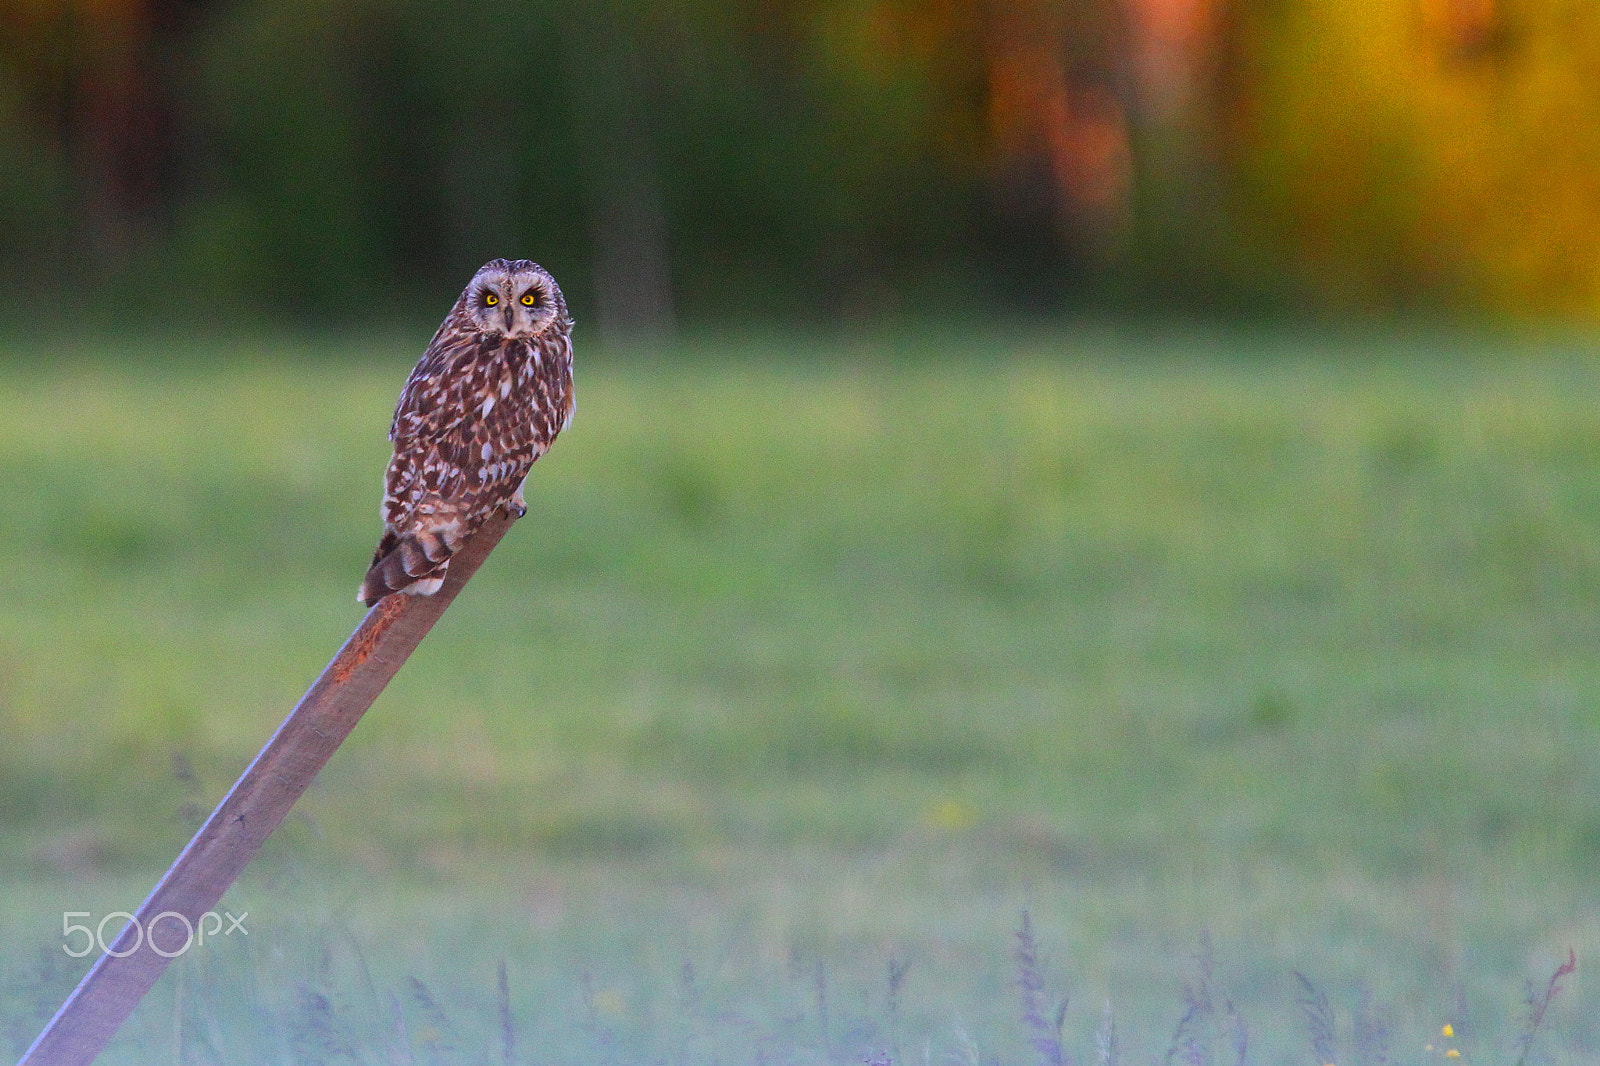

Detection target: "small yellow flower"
[1445, 1051, 1460, 1059]
[926, 798, 977, 831]
[1442, 1024, 1455, 1038]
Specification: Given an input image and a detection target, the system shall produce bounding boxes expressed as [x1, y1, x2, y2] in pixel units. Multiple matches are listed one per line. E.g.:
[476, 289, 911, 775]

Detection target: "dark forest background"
[5, 0, 1600, 336]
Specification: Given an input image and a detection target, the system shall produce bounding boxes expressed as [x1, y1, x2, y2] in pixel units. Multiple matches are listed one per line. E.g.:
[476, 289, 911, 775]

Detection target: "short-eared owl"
[358, 259, 574, 606]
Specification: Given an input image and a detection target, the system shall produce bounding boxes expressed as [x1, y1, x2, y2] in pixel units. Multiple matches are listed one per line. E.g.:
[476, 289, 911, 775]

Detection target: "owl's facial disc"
[465, 261, 561, 338]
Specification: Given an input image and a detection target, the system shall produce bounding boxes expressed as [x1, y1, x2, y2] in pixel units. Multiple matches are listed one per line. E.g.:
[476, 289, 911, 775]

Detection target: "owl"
[358, 259, 574, 607]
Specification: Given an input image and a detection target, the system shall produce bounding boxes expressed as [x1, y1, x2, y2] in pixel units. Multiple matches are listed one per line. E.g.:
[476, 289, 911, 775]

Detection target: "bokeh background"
[4, 1, 1600, 1063]
[8, 0, 1600, 326]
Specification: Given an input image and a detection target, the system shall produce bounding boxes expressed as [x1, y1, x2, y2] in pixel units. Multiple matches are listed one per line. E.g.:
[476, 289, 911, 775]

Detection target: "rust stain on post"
[332, 593, 408, 683]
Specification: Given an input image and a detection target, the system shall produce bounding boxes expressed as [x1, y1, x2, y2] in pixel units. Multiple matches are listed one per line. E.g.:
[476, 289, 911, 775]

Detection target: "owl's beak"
[502, 303, 514, 332]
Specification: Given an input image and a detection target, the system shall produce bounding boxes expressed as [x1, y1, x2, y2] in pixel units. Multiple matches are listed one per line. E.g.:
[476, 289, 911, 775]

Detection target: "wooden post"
[18, 515, 516, 1066]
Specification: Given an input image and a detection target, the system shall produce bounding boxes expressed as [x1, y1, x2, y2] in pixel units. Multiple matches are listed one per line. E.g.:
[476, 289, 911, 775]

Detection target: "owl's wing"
[362, 333, 495, 605]
[382, 332, 566, 529]
[388, 329, 482, 444]
[361, 329, 571, 606]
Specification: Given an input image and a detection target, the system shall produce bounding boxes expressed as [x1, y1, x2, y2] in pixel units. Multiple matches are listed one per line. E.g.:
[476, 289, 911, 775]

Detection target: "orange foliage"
[987, 39, 1129, 218]
[806, 0, 1135, 234]
[1124, 0, 1218, 113]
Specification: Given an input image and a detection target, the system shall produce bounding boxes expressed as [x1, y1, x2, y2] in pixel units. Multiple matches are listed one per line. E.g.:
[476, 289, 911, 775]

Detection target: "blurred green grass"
[2, 330, 1597, 1061]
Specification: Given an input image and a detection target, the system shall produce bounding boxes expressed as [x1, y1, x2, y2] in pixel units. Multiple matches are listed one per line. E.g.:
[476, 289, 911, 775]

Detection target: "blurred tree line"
[2, 0, 1599, 332]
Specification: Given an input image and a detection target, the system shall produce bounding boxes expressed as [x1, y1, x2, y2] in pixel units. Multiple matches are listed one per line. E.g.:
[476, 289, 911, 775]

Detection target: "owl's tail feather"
[357, 526, 462, 606]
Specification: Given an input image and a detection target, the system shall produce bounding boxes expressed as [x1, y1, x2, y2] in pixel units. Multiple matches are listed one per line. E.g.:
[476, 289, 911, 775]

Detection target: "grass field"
[2, 327, 1597, 1063]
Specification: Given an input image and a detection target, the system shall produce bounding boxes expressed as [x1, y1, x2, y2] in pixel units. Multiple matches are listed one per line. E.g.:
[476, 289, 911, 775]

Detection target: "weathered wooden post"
[18, 515, 515, 1066]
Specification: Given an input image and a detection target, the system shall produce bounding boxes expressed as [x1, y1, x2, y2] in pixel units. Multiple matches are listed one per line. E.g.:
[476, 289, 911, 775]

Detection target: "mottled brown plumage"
[359, 259, 573, 606]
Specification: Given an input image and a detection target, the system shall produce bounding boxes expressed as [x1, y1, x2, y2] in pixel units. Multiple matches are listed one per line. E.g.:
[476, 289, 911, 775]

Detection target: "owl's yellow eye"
[484, 293, 499, 306]
[521, 291, 539, 307]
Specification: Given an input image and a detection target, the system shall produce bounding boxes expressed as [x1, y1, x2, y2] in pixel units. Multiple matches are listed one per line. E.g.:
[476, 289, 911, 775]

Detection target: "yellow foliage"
[1222, 0, 1600, 318]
